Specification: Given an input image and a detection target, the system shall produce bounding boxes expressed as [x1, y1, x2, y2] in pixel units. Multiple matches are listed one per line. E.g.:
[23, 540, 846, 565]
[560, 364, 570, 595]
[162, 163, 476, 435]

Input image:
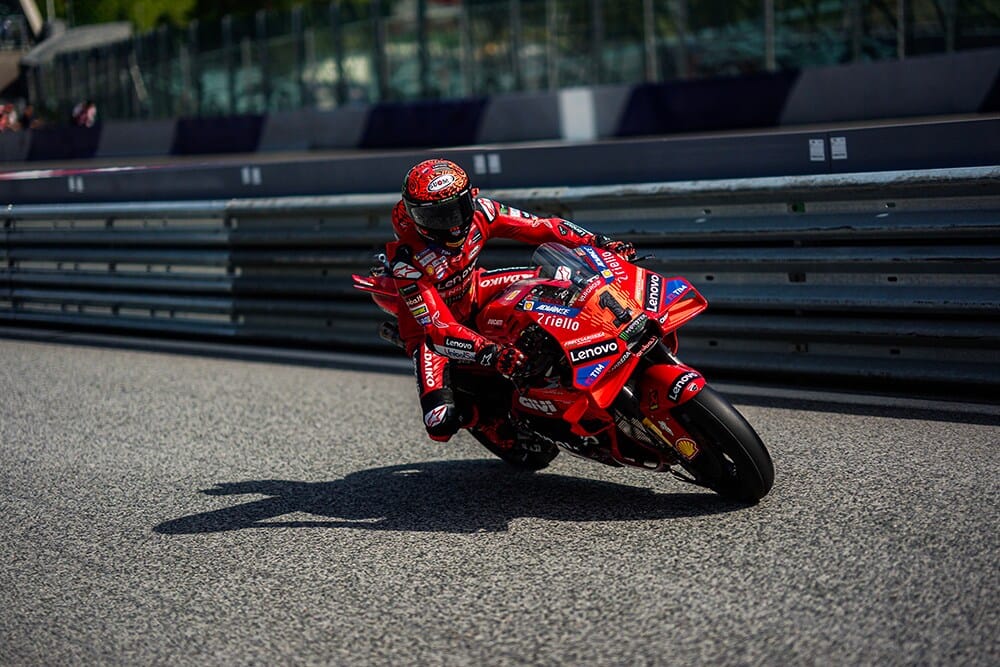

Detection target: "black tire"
[469, 428, 559, 471]
[671, 386, 774, 503]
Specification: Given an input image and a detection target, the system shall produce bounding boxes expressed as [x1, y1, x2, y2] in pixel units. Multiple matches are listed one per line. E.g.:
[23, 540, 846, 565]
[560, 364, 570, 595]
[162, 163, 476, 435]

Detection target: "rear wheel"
[671, 386, 774, 503]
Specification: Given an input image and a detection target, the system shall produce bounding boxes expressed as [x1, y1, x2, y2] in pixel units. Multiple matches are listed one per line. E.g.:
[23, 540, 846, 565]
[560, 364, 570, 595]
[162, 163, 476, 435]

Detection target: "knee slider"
[423, 403, 462, 439]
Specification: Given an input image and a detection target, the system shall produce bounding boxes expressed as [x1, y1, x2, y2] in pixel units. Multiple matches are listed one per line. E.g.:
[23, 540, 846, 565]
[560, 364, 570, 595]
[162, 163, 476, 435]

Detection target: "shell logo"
[674, 437, 699, 460]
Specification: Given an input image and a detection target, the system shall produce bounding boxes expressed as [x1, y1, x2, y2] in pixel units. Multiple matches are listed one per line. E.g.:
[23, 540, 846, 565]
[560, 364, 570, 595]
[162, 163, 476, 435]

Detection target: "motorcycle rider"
[382, 158, 635, 443]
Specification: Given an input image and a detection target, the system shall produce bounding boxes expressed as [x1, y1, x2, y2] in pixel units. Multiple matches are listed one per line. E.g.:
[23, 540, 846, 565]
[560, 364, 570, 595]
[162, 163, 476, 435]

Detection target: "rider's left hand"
[593, 234, 637, 261]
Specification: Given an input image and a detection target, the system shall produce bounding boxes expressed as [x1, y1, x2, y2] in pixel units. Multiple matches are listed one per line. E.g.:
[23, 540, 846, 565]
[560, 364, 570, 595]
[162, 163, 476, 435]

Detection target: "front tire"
[671, 386, 774, 503]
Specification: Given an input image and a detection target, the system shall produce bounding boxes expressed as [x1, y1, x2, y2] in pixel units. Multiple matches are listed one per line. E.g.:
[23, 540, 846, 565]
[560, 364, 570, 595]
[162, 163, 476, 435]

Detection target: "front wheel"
[671, 386, 774, 503]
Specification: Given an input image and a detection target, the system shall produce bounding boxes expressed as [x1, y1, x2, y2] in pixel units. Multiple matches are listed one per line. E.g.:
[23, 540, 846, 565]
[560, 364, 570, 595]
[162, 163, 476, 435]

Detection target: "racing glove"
[593, 234, 637, 261]
[477, 344, 528, 379]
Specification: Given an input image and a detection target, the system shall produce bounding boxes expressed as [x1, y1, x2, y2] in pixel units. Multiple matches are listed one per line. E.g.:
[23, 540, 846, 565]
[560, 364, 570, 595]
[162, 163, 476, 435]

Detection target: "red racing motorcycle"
[354, 242, 774, 503]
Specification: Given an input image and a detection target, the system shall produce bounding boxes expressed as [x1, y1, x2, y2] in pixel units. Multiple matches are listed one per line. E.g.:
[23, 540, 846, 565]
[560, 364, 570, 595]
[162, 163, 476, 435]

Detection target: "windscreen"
[532, 242, 600, 290]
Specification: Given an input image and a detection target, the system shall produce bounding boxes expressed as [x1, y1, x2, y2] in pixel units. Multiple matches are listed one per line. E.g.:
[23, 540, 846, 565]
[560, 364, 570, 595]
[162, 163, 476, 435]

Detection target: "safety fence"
[2, 166, 998, 393]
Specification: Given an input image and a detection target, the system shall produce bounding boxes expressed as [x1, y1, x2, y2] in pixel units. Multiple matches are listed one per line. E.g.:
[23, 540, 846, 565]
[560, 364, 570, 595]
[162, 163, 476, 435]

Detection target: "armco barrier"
[1, 167, 998, 394]
[4, 118, 998, 206]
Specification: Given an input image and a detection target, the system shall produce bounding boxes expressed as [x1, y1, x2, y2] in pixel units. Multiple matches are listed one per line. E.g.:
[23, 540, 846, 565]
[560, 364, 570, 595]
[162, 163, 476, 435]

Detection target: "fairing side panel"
[638, 363, 706, 419]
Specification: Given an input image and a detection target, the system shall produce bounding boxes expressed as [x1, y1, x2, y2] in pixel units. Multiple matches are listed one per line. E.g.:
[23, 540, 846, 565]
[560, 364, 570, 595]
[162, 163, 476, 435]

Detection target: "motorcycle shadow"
[154, 459, 743, 535]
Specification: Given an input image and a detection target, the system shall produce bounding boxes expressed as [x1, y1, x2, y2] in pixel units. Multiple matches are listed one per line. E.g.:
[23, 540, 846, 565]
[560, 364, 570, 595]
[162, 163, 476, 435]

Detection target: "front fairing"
[484, 244, 662, 408]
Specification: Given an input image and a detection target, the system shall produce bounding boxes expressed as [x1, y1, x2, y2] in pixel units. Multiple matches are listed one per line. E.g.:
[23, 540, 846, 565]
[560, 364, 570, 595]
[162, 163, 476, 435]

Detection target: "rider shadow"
[155, 459, 742, 535]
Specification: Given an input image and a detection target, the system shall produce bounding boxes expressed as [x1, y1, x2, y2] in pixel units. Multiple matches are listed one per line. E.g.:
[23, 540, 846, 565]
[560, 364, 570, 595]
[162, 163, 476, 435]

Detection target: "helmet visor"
[406, 189, 475, 231]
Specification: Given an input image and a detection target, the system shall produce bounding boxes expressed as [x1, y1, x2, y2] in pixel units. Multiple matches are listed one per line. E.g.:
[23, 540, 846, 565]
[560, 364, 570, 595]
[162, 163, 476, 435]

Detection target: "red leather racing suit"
[386, 195, 599, 441]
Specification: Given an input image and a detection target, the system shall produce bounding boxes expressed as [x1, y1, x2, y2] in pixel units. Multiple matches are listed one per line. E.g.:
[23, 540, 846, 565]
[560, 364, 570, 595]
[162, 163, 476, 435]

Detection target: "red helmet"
[402, 159, 475, 249]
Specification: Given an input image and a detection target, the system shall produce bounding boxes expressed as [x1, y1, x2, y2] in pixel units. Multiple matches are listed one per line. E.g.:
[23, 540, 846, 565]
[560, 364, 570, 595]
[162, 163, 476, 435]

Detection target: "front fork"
[612, 349, 706, 464]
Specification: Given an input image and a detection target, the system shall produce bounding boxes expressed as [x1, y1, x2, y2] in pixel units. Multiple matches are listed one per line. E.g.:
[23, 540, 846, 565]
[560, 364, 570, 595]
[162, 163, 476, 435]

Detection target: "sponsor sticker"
[517, 396, 558, 414]
[481, 272, 528, 288]
[539, 314, 580, 331]
[393, 262, 423, 281]
[668, 371, 701, 402]
[424, 404, 449, 427]
[445, 336, 474, 351]
[436, 264, 476, 291]
[410, 304, 428, 317]
[427, 174, 456, 192]
[673, 437, 699, 460]
[564, 331, 607, 347]
[608, 351, 633, 373]
[421, 349, 440, 388]
[522, 301, 580, 317]
[575, 362, 607, 387]
[619, 314, 648, 342]
[644, 273, 663, 312]
[568, 339, 620, 365]
[603, 253, 629, 280]
[478, 198, 497, 221]
[663, 279, 689, 306]
[559, 219, 591, 238]
[581, 247, 612, 283]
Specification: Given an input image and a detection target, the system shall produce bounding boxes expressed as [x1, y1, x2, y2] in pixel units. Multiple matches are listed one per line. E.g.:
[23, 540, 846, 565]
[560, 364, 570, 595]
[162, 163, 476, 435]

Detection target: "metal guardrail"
[2, 167, 999, 392]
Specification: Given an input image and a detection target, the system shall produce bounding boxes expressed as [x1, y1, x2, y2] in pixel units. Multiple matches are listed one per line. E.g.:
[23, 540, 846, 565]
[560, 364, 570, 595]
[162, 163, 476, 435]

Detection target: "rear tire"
[672, 386, 774, 503]
[470, 428, 559, 471]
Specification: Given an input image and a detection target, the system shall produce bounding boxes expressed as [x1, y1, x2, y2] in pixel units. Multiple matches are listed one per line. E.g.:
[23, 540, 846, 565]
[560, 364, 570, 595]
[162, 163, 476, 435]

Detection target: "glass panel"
[262, 9, 302, 111]
[956, 1, 1000, 51]
[858, 0, 898, 60]
[550, 0, 593, 87]
[518, 0, 551, 91]
[425, 1, 466, 99]
[382, 7, 419, 100]
[686, 0, 766, 77]
[19, 0, 1000, 121]
[467, 1, 515, 94]
[341, 17, 378, 104]
[774, 0, 850, 68]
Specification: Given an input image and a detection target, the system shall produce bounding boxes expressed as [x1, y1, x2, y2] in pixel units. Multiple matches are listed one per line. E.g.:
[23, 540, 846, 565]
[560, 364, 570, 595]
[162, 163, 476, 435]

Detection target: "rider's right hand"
[478, 344, 528, 379]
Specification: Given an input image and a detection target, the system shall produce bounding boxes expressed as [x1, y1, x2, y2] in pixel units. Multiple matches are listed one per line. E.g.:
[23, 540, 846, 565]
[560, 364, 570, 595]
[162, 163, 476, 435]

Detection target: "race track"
[1, 337, 997, 665]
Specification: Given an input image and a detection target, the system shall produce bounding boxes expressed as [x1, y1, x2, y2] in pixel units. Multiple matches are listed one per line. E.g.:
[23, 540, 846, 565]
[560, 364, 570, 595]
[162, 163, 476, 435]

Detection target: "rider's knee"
[423, 403, 462, 441]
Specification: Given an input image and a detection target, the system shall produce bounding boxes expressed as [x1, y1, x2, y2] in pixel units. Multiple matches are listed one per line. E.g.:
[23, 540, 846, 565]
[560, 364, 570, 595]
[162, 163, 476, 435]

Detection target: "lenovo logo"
[569, 340, 619, 365]
[644, 273, 662, 311]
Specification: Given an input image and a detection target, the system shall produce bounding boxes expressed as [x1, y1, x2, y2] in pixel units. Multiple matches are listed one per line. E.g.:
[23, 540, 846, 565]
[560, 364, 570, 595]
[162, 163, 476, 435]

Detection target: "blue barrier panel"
[0, 130, 30, 161]
[476, 92, 560, 144]
[616, 71, 800, 137]
[97, 119, 176, 158]
[260, 109, 370, 151]
[360, 98, 489, 149]
[981, 70, 1000, 112]
[826, 118, 1000, 173]
[171, 115, 265, 155]
[782, 49, 1000, 125]
[26, 125, 102, 161]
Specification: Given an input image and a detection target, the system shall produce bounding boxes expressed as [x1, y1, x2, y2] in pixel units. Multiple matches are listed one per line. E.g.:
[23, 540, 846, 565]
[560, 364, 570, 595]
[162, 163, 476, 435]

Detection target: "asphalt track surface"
[1, 337, 997, 665]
